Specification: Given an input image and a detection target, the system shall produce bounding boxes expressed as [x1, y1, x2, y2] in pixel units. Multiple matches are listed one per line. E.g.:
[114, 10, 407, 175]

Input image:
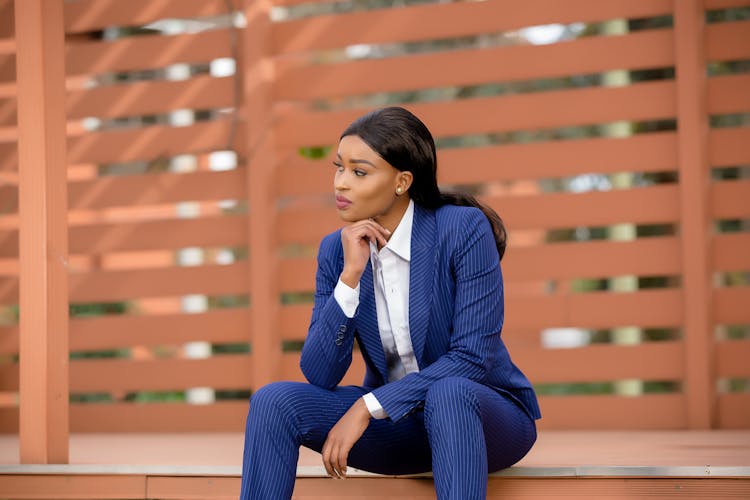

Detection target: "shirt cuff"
[362, 392, 388, 419]
[334, 278, 360, 318]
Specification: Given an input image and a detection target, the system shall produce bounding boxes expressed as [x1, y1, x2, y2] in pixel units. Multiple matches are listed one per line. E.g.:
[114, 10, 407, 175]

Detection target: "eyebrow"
[336, 154, 377, 167]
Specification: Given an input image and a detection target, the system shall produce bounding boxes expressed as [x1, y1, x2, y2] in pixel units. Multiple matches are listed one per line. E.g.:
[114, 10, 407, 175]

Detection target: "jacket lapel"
[409, 204, 436, 366]
[357, 261, 388, 378]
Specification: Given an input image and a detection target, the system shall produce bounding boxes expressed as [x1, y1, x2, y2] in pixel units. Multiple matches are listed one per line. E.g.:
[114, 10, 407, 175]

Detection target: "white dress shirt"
[333, 200, 419, 419]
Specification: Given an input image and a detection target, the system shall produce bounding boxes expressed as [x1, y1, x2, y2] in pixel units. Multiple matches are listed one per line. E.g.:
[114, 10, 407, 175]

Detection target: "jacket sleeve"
[299, 232, 358, 390]
[370, 209, 504, 421]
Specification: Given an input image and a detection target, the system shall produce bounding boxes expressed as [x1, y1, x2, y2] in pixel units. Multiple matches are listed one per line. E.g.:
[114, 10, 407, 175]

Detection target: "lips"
[335, 195, 352, 209]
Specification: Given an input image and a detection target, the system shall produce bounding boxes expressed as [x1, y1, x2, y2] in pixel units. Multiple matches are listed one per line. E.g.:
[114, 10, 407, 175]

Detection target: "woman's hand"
[340, 220, 390, 287]
[322, 398, 371, 479]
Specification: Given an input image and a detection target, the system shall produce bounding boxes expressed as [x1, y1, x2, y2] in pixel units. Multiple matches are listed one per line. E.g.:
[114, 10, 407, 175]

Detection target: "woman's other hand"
[340, 220, 390, 288]
[322, 397, 371, 479]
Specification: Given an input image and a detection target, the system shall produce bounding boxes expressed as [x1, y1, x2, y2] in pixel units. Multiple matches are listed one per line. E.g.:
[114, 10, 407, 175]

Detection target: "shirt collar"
[369, 199, 414, 262]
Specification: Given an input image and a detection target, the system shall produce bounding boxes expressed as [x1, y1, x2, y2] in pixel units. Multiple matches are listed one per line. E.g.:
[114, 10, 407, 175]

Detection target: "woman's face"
[333, 134, 408, 224]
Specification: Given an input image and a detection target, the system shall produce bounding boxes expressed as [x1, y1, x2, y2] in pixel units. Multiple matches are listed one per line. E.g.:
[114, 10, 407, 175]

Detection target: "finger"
[322, 440, 335, 478]
[330, 444, 342, 479]
[338, 448, 349, 478]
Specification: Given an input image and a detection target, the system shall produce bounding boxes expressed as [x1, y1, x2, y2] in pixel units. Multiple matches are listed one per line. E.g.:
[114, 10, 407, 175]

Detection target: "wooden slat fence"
[0, 0, 748, 436]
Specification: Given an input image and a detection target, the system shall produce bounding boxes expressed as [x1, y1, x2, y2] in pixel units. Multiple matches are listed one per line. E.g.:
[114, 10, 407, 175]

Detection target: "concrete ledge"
[1, 463, 748, 478]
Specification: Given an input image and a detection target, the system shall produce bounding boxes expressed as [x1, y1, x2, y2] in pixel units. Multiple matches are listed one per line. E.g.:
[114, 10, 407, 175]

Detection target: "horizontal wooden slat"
[705, 0, 750, 9]
[71, 169, 245, 209]
[708, 74, 750, 115]
[66, 29, 234, 76]
[277, 132, 679, 197]
[276, 29, 674, 101]
[0, 308, 250, 355]
[278, 290, 684, 340]
[64, 0, 241, 34]
[712, 180, 750, 219]
[503, 237, 681, 281]
[718, 393, 750, 429]
[0, 120, 244, 171]
[275, 81, 676, 147]
[710, 127, 750, 167]
[0, 475, 146, 498]
[537, 394, 686, 429]
[706, 20, 750, 62]
[0, 401, 250, 433]
[716, 339, 750, 378]
[516, 342, 684, 384]
[278, 231, 683, 291]
[0, 263, 249, 304]
[713, 233, 750, 272]
[714, 287, 750, 324]
[277, 184, 680, 247]
[0, 75, 236, 127]
[0, 215, 247, 258]
[273, 0, 672, 54]
[0, 354, 254, 393]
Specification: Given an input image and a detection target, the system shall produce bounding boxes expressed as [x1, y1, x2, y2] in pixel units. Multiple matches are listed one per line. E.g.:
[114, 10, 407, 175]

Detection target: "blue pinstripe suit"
[241, 204, 541, 499]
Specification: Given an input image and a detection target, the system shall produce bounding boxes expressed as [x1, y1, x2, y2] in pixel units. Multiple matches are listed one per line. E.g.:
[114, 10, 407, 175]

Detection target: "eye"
[354, 169, 367, 177]
[332, 161, 344, 172]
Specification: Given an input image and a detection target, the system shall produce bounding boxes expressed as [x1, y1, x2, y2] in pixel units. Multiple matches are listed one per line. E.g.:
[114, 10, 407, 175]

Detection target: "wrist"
[340, 268, 363, 288]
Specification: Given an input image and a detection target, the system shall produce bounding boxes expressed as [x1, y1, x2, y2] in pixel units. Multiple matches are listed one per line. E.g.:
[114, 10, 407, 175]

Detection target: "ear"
[398, 171, 414, 193]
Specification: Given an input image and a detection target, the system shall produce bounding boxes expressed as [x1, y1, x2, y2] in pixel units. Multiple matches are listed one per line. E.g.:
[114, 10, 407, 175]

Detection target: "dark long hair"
[340, 106, 507, 260]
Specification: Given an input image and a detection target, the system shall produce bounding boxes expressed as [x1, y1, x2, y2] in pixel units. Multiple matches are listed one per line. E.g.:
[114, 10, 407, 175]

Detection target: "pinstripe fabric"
[240, 203, 541, 499]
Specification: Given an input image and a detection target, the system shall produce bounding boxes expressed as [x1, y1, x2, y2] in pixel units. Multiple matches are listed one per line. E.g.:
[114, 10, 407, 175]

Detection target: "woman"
[240, 107, 540, 499]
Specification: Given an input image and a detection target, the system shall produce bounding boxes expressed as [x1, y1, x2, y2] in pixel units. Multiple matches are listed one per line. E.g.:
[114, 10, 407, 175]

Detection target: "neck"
[374, 197, 410, 239]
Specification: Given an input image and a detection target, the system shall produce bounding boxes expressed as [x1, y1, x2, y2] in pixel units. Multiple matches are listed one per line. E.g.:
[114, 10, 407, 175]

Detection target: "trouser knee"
[424, 377, 479, 424]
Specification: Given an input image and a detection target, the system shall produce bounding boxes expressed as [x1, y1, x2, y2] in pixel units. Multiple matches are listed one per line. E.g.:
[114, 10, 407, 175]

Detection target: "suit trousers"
[240, 376, 537, 500]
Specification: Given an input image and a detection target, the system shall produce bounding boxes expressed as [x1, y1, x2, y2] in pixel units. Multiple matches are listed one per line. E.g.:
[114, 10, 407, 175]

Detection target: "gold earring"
[396, 187, 403, 194]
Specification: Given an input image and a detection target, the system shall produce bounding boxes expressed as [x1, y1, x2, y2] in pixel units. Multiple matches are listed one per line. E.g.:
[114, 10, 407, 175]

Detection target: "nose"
[334, 171, 348, 192]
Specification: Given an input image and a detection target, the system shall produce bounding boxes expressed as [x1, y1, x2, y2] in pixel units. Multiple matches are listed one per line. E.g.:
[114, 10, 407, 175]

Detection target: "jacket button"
[335, 339, 343, 346]
[339, 325, 347, 333]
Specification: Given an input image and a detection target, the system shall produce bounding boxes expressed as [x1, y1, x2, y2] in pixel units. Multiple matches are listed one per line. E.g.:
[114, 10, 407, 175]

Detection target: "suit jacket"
[300, 203, 541, 423]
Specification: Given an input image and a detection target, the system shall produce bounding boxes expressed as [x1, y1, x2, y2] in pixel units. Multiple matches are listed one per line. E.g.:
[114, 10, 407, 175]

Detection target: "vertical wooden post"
[14, 0, 69, 462]
[674, 0, 714, 429]
[242, 0, 280, 388]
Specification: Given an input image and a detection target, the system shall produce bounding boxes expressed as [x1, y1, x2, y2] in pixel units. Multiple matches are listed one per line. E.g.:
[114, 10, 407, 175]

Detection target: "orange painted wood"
[714, 287, 750, 324]
[0, 355, 253, 393]
[706, 20, 750, 62]
[711, 180, 750, 219]
[76, 402, 248, 433]
[272, 0, 672, 54]
[0, 264, 251, 305]
[0, 308, 250, 355]
[705, 0, 750, 8]
[277, 133, 679, 197]
[277, 185, 680, 247]
[712, 233, 750, 271]
[0, 475, 146, 499]
[274, 81, 676, 147]
[65, 29, 234, 76]
[675, 0, 714, 429]
[718, 393, 750, 429]
[277, 290, 684, 341]
[0, 215, 247, 258]
[147, 476, 239, 500]
[0, 120, 244, 172]
[276, 29, 674, 101]
[14, 0, 69, 464]
[538, 394, 687, 429]
[244, 0, 282, 388]
[64, 0, 240, 34]
[715, 339, 750, 377]
[708, 74, 750, 114]
[516, 342, 684, 384]
[277, 237, 683, 291]
[0, 75, 235, 127]
[710, 128, 750, 167]
[0, 0, 12, 39]
[69, 169, 245, 210]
